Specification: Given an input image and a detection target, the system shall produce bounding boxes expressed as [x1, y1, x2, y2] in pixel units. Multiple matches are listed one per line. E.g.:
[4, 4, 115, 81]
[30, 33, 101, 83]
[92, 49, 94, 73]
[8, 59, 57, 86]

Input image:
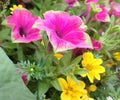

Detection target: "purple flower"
[6, 8, 41, 43]
[34, 10, 92, 52]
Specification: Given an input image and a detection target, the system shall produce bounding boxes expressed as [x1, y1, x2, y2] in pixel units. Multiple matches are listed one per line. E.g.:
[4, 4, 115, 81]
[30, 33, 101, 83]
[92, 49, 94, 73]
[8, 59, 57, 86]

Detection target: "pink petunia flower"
[94, 6, 109, 22]
[81, 0, 98, 18]
[86, 0, 98, 4]
[110, 2, 120, 18]
[34, 10, 92, 52]
[6, 8, 41, 43]
[65, 0, 77, 8]
[91, 38, 102, 50]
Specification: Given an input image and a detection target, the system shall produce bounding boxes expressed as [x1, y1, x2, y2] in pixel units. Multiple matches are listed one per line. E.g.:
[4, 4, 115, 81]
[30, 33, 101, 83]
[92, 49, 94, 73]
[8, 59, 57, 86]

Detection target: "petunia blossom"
[34, 10, 92, 52]
[65, 0, 77, 8]
[86, 0, 98, 4]
[6, 8, 41, 43]
[110, 2, 120, 18]
[91, 38, 102, 50]
[94, 6, 110, 22]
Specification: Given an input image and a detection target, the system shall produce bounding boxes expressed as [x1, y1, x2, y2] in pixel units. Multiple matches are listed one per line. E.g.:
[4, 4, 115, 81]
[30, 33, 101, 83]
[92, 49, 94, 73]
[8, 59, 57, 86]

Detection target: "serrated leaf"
[0, 48, 35, 100]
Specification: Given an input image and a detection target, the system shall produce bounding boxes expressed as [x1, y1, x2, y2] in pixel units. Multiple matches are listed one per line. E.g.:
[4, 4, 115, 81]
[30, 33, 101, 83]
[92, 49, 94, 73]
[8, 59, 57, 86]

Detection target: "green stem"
[37, 81, 40, 100]
[17, 43, 23, 61]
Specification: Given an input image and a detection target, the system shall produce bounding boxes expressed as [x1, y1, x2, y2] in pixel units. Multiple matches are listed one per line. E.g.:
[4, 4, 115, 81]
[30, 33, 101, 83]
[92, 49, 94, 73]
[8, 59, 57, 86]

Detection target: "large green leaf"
[0, 48, 36, 100]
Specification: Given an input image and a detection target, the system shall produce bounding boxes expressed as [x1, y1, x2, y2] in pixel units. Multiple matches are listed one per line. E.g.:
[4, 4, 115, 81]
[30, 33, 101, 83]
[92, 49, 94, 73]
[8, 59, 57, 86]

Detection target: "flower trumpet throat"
[81, 52, 105, 83]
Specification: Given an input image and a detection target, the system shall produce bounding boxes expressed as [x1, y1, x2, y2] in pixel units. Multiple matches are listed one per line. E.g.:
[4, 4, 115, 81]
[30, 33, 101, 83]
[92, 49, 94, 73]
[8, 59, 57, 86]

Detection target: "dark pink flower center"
[19, 27, 27, 38]
[56, 30, 63, 38]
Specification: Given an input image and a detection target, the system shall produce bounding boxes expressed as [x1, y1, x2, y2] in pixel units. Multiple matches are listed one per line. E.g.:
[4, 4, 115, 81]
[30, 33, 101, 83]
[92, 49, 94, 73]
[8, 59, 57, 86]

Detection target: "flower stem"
[36, 81, 40, 100]
[17, 43, 23, 61]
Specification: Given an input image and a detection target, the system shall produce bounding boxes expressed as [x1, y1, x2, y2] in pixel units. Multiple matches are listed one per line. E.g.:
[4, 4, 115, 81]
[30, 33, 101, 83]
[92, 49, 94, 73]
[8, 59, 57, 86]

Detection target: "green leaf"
[0, 48, 36, 100]
[74, 68, 88, 75]
[61, 51, 72, 66]
[71, 56, 81, 66]
[51, 79, 61, 91]
[38, 80, 50, 99]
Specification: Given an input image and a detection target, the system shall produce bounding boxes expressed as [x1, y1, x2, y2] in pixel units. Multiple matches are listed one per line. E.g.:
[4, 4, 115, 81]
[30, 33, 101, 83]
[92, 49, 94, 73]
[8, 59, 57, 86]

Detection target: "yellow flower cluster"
[10, 4, 23, 14]
[81, 52, 105, 83]
[58, 76, 94, 100]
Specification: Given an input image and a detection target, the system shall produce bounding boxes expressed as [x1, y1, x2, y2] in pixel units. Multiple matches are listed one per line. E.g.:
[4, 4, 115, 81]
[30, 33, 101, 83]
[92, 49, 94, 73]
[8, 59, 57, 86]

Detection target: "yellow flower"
[81, 52, 105, 83]
[58, 76, 87, 100]
[54, 53, 63, 60]
[81, 95, 94, 100]
[106, 60, 115, 68]
[10, 4, 23, 14]
[88, 85, 97, 92]
[40, 40, 45, 46]
[113, 52, 120, 61]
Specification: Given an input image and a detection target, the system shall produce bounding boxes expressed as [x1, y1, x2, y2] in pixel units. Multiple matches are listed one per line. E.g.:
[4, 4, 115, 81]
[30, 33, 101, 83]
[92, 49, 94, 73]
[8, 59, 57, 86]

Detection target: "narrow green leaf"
[74, 68, 88, 75]
[71, 56, 81, 66]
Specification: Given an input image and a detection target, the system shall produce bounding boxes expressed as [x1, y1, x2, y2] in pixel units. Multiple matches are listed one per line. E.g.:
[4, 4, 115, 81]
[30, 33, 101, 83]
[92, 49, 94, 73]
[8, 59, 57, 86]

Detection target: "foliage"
[0, 0, 120, 100]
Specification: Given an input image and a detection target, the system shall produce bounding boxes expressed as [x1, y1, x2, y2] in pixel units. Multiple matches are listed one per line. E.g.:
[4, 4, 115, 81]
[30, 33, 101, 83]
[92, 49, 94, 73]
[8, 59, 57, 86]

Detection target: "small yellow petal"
[89, 85, 97, 92]
[88, 73, 94, 83]
[10, 8, 13, 11]
[10, 4, 23, 14]
[40, 40, 44, 46]
[61, 92, 71, 100]
[54, 53, 63, 60]
[83, 52, 94, 61]
[18, 4, 23, 8]
[13, 5, 17, 8]
[106, 60, 115, 68]
[93, 59, 103, 65]
[58, 78, 68, 91]
[113, 52, 120, 61]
